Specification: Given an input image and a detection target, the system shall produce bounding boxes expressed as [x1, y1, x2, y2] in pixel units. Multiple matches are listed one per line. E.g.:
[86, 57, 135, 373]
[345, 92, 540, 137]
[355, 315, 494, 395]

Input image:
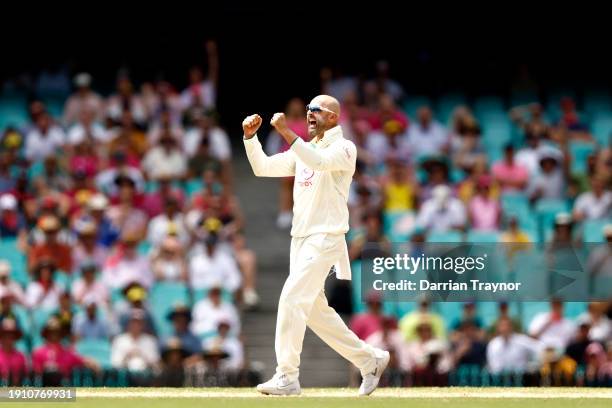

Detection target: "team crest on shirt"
[343, 145, 351, 159]
[297, 167, 314, 187]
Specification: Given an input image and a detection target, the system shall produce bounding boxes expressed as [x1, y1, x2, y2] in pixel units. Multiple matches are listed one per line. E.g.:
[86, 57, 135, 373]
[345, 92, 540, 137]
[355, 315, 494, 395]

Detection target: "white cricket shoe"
[358, 350, 390, 396]
[256, 373, 301, 396]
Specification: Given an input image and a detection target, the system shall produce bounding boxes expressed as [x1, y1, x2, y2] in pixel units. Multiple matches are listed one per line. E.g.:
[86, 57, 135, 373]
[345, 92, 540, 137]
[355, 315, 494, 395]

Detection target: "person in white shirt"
[191, 285, 240, 337]
[202, 320, 245, 371]
[408, 106, 449, 158]
[0, 261, 26, 306]
[24, 113, 66, 162]
[188, 232, 241, 294]
[63, 72, 105, 125]
[66, 108, 110, 146]
[147, 197, 189, 248]
[487, 317, 541, 374]
[111, 309, 160, 371]
[141, 134, 187, 180]
[528, 299, 576, 352]
[514, 133, 542, 176]
[242, 95, 387, 396]
[576, 302, 611, 343]
[180, 42, 218, 111]
[183, 113, 231, 161]
[25, 260, 62, 310]
[573, 176, 612, 221]
[416, 185, 467, 232]
[101, 233, 153, 290]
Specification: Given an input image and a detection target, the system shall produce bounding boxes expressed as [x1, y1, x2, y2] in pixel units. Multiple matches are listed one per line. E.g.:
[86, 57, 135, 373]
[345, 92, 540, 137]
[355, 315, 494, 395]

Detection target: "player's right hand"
[243, 114, 263, 138]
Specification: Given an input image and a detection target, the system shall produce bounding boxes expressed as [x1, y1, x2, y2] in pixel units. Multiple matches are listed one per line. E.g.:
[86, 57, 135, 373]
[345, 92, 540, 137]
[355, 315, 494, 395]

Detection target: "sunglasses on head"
[306, 104, 336, 115]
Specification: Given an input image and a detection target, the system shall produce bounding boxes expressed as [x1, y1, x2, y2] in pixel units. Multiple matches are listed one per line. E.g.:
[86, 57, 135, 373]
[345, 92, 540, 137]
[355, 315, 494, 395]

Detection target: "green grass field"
[9, 387, 611, 408]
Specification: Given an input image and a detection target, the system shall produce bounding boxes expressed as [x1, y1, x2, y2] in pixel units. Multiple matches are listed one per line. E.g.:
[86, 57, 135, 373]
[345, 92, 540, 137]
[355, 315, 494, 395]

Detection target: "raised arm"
[242, 114, 296, 177]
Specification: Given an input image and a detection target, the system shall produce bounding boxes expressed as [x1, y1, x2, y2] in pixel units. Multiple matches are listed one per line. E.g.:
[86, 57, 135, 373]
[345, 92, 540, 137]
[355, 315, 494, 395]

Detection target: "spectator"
[28, 215, 72, 273]
[25, 260, 62, 309]
[147, 197, 189, 248]
[365, 120, 411, 167]
[451, 320, 488, 368]
[95, 151, 145, 196]
[527, 147, 566, 202]
[229, 233, 259, 309]
[165, 305, 201, 357]
[107, 112, 148, 161]
[450, 302, 484, 336]
[565, 321, 593, 366]
[381, 157, 417, 212]
[416, 185, 466, 232]
[368, 94, 409, 132]
[492, 144, 529, 192]
[468, 175, 501, 231]
[116, 282, 156, 335]
[73, 299, 111, 340]
[157, 337, 188, 387]
[188, 226, 241, 294]
[515, 131, 544, 177]
[141, 133, 187, 180]
[350, 291, 390, 341]
[573, 176, 612, 221]
[105, 175, 147, 237]
[365, 316, 410, 374]
[66, 107, 109, 146]
[180, 41, 219, 112]
[151, 237, 189, 282]
[407, 106, 448, 158]
[348, 210, 392, 262]
[0, 194, 26, 238]
[371, 61, 405, 102]
[0, 293, 24, 329]
[0, 318, 27, 385]
[586, 224, 612, 277]
[399, 297, 446, 341]
[111, 309, 160, 371]
[63, 73, 105, 125]
[191, 284, 240, 338]
[71, 218, 108, 273]
[452, 117, 485, 172]
[419, 157, 451, 202]
[102, 232, 153, 290]
[203, 321, 244, 371]
[32, 317, 97, 382]
[576, 302, 611, 343]
[52, 291, 76, 341]
[528, 299, 576, 352]
[187, 136, 222, 180]
[82, 194, 120, 248]
[584, 342, 608, 385]
[24, 113, 66, 162]
[487, 317, 541, 374]
[106, 76, 147, 125]
[71, 261, 109, 306]
[548, 213, 575, 247]
[487, 301, 523, 337]
[405, 321, 453, 383]
[0, 261, 26, 306]
[500, 216, 532, 244]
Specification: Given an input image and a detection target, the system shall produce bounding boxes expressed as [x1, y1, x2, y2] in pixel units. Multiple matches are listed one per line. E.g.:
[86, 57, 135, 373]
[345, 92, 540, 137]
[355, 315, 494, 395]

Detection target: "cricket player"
[242, 95, 390, 396]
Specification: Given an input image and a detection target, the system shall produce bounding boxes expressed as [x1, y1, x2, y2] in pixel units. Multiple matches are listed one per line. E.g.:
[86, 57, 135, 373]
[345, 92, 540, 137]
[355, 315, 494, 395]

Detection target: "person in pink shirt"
[0, 318, 27, 385]
[492, 144, 529, 192]
[350, 291, 396, 341]
[468, 176, 501, 231]
[31, 317, 98, 381]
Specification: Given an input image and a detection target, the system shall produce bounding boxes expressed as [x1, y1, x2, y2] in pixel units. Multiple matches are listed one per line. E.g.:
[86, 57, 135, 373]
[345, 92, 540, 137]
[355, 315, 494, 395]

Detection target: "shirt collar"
[313, 125, 343, 148]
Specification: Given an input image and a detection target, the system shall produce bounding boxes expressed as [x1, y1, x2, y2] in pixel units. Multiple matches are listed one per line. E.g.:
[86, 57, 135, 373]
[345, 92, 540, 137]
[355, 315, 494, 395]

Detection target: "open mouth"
[308, 118, 317, 129]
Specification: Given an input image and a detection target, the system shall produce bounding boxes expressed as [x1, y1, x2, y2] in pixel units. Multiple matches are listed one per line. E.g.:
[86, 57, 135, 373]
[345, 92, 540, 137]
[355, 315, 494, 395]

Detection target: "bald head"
[312, 94, 341, 116]
[307, 95, 340, 138]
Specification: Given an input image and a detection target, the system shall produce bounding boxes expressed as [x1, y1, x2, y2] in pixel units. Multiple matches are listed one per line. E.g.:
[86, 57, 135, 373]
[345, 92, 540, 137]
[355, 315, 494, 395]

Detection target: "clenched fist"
[242, 114, 262, 138]
[270, 112, 288, 132]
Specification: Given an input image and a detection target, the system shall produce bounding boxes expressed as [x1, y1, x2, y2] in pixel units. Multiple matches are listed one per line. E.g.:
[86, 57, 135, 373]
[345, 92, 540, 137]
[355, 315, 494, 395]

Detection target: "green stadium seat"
[569, 141, 596, 175]
[582, 220, 607, 243]
[466, 230, 500, 243]
[474, 96, 505, 117]
[137, 240, 152, 256]
[0, 238, 29, 287]
[403, 96, 432, 118]
[582, 91, 611, 116]
[436, 94, 467, 124]
[426, 231, 463, 243]
[591, 115, 612, 146]
[41, 96, 65, 119]
[564, 302, 588, 319]
[534, 198, 570, 239]
[520, 301, 549, 327]
[383, 211, 415, 242]
[150, 282, 190, 337]
[75, 339, 112, 368]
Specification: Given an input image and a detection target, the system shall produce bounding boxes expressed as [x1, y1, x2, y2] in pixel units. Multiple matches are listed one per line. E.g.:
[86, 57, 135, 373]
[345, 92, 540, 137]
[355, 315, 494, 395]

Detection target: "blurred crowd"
[0, 41, 263, 386]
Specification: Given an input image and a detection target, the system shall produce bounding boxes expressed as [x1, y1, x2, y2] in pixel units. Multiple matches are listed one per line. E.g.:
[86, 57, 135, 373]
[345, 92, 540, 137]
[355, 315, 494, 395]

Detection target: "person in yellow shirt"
[382, 156, 417, 212]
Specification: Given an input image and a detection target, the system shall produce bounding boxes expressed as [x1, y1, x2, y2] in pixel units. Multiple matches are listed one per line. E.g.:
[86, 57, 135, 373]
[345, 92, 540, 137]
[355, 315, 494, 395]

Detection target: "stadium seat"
[568, 141, 596, 175]
[426, 230, 463, 243]
[41, 96, 65, 119]
[0, 238, 29, 287]
[137, 240, 152, 256]
[519, 301, 549, 328]
[150, 282, 190, 337]
[383, 211, 415, 242]
[534, 199, 569, 239]
[403, 96, 432, 118]
[75, 339, 112, 368]
[591, 115, 612, 146]
[582, 91, 612, 117]
[473, 96, 505, 118]
[436, 93, 467, 124]
[466, 230, 500, 243]
[350, 261, 365, 314]
[582, 220, 607, 243]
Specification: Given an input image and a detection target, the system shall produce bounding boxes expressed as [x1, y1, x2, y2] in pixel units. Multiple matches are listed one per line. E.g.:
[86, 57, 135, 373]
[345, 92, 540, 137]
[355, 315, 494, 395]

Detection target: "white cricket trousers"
[274, 232, 378, 381]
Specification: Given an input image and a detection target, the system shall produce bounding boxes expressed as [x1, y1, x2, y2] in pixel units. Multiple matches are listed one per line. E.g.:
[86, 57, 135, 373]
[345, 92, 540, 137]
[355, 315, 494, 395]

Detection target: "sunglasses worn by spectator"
[306, 104, 337, 115]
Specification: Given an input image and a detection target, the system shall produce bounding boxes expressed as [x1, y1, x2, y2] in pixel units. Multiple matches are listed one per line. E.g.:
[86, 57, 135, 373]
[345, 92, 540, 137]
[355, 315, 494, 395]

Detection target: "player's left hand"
[270, 112, 288, 132]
